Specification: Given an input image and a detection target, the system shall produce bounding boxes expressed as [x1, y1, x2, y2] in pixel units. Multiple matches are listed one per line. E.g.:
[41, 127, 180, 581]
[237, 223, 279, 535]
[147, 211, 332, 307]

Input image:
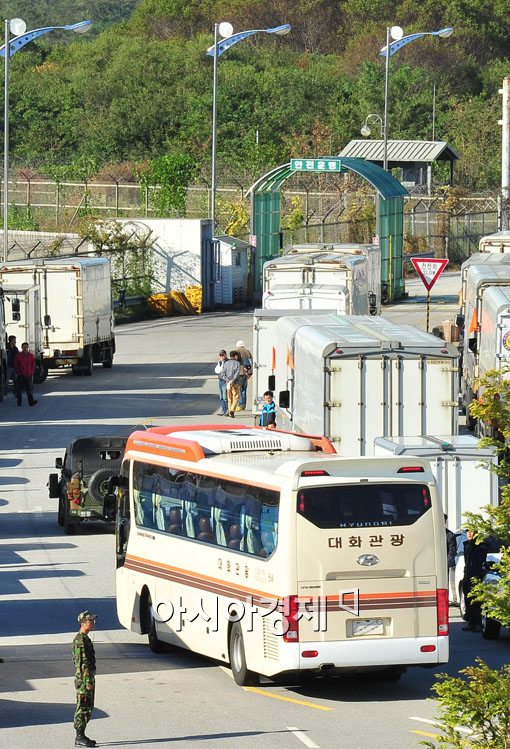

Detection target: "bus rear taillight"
[283, 596, 299, 642]
[437, 589, 449, 636]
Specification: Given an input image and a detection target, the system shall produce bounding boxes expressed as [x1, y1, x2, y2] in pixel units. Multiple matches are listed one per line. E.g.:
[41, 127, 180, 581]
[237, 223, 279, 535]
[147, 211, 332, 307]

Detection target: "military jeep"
[48, 435, 127, 534]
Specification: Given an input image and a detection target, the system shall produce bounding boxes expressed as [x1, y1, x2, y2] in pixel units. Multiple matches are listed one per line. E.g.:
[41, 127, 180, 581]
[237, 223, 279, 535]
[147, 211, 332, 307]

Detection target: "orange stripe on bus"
[125, 555, 439, 609]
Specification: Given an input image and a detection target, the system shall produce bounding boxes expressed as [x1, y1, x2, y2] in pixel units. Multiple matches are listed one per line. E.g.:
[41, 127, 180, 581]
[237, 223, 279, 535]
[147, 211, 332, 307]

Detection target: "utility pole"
[500, 77, 510, 231]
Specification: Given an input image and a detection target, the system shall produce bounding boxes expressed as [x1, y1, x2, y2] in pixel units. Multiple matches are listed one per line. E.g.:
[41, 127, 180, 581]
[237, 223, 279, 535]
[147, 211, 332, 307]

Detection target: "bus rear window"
[298, 483, 431, 529]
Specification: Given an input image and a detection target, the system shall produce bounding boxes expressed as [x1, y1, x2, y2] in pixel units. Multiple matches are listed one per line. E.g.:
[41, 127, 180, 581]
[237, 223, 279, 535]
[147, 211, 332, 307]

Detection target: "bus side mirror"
[103, 493, 116, 521]
[44, 314, 51, 327]
[279, 390, 290, 409]
[55, 457, 63, 469]
[455, 314, 464, 328]
[268, 375, 275, 391]
[11, 298, 20, 321]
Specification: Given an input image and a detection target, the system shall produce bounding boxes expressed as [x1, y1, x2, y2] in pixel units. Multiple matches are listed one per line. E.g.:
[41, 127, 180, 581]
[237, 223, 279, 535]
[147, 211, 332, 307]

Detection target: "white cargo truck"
[271, 315, 458, 456]
[252, 308, 317, 414]
[478, 230, 510, 253]
[459, 253, 510, 316]
[374, 435, 498, 530]
[262, 245, 381, 315]
[283, 242, 382, 307]
[458, 261, 510, 428]
[0, 257, 115, 376]
[262, 251, 375, 315]
[2, 283, 46, 382]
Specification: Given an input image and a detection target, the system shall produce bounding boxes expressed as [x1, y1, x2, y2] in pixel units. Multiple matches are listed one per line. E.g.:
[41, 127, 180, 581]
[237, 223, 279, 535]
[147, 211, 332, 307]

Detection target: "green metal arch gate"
[249, 157, 408, 300]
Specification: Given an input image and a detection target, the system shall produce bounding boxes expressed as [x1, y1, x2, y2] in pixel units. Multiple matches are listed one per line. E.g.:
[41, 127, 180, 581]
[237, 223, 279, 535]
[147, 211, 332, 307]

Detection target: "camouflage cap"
[78, 610, 97, 623]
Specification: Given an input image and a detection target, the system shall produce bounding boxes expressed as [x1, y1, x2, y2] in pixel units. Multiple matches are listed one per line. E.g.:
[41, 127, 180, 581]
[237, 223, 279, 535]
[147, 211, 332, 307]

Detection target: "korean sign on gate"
[290, 158, 343, 173]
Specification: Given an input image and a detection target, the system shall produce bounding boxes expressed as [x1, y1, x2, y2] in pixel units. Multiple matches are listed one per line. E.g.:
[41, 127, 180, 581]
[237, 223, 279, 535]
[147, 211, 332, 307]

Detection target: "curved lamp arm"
[0, 20, 92, 57]
[380, 27, 453, 58]
[207, 24, 291, 58]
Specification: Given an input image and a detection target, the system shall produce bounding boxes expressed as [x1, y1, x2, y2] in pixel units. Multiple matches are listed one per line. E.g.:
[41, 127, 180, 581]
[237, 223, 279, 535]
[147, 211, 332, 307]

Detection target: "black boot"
[75, 730, 96, 747]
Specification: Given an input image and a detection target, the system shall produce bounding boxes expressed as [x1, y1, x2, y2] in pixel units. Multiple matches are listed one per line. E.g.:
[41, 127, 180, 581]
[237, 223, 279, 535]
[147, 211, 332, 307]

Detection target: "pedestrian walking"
[214, 349, 228, 415]
[222, 351, 241, 417]
[72, 611, 97, 747]
[5, 335, 18, 396]
[445, 514, 458, 605]
[260, 390, 276, 429]
[234, 340, 252, 411]
[14, 342, 38, 407]
[461, 531, 487, 632]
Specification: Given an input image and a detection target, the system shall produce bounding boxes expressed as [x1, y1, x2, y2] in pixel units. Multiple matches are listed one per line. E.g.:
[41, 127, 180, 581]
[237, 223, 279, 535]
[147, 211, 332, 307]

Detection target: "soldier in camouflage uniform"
[72, 611, 97, 748]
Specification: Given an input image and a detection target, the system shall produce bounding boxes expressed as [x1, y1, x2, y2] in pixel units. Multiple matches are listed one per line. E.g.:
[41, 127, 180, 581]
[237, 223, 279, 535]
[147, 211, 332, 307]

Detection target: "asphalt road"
[1, 273, 507, 749]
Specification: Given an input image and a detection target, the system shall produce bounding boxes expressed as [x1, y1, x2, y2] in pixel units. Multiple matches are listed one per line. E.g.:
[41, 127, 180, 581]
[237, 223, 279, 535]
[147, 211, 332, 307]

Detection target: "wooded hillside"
[4, 0, 510, 189]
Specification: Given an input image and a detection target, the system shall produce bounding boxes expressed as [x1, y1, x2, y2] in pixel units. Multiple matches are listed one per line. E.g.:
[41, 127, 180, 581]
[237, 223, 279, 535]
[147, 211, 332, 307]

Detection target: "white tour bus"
[113, 424, 448, 685]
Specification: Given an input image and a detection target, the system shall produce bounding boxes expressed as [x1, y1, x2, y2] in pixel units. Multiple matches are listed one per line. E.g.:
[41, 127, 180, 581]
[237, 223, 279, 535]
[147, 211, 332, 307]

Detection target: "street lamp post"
[361, 113, 383, 138]
[207, 23, 291, 231]
[2, 19, 92, 263]
[379, 25, 453, 171]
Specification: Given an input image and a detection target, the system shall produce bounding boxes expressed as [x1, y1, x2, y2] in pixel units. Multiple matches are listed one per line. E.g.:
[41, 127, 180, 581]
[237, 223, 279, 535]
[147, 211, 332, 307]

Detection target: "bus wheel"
[229, 622, 259, 686]
[146, 595, 165, 653]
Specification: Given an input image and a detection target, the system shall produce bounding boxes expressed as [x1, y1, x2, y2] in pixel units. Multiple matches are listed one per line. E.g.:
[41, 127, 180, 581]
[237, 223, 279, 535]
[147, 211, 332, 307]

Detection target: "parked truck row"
[0, 257, 116, 390]
[456, 243, 510, 431]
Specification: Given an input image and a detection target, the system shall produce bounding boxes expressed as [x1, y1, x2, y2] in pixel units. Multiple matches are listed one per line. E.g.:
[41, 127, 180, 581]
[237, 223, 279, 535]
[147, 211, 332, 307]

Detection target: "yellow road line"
[411, 729, 439, 738]
[243, 686, 333, 711]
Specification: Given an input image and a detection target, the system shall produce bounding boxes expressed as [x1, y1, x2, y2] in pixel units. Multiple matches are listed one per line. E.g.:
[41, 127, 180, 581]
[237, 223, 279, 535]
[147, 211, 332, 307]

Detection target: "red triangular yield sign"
[410, 257, 449, 292]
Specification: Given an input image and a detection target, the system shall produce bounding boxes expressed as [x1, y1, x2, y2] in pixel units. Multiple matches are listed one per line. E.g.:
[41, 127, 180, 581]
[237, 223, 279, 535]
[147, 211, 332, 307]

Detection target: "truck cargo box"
[273, 315, 458, 455]
[0, 257, 115, 375]
[374, 435, 498, 530]
[263, 252, 373, 315]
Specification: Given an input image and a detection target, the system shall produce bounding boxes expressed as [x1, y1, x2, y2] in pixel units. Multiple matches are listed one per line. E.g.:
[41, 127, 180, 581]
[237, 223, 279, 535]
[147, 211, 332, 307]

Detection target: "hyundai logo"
[357, 554, 380, 566]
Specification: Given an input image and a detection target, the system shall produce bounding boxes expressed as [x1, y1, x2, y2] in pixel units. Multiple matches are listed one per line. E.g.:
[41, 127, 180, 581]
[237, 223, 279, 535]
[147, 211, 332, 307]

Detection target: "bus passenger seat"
[227, 523, 242, 550]
[197, 516, 215, 544]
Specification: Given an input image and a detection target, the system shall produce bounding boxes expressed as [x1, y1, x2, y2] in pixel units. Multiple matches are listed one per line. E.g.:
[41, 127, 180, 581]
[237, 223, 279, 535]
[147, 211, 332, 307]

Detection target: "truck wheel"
[57, 496, 65, 527]
[481, 615, 501, 640]
[84, 347, 93, 376]
[102, 347, 113, 368]
[229, 622, 259, 686]
[88, 468, 118, 503]
[48, 473, 60, 499]
[34, 362, 48, 384]
[63, 504, 76, 535]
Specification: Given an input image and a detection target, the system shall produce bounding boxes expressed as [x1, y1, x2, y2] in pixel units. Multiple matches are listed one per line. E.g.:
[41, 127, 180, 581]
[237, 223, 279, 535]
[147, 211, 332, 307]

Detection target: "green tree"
[424, 368, 510, 748]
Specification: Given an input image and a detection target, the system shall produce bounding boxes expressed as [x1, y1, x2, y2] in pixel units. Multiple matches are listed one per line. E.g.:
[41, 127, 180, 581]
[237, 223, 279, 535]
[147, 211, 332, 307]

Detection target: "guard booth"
[249, 157, 408, 301]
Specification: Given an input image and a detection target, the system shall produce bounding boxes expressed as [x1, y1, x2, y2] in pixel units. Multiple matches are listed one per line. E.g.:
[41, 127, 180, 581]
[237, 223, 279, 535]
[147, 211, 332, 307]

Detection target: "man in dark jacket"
[5, 335, 18, 396]
[14, 342, 38, 407]
[462, 530, 488, 631]
[445, 515, 458, 605]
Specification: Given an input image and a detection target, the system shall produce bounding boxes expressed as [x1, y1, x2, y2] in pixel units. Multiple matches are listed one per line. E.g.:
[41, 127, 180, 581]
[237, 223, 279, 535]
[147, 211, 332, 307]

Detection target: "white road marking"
[409, 716, 472, 736]
[287, 727, 320, 748]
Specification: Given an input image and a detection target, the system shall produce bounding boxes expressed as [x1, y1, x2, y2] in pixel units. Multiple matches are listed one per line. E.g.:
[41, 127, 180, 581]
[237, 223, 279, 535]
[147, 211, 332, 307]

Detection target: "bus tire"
[229, 622, 259, 686]
[145, 594, 165, 653]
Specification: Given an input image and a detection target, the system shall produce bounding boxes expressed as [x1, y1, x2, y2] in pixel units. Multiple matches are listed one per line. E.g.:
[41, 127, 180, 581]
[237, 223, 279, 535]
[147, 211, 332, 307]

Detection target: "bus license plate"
[352, 618, 384, 636]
